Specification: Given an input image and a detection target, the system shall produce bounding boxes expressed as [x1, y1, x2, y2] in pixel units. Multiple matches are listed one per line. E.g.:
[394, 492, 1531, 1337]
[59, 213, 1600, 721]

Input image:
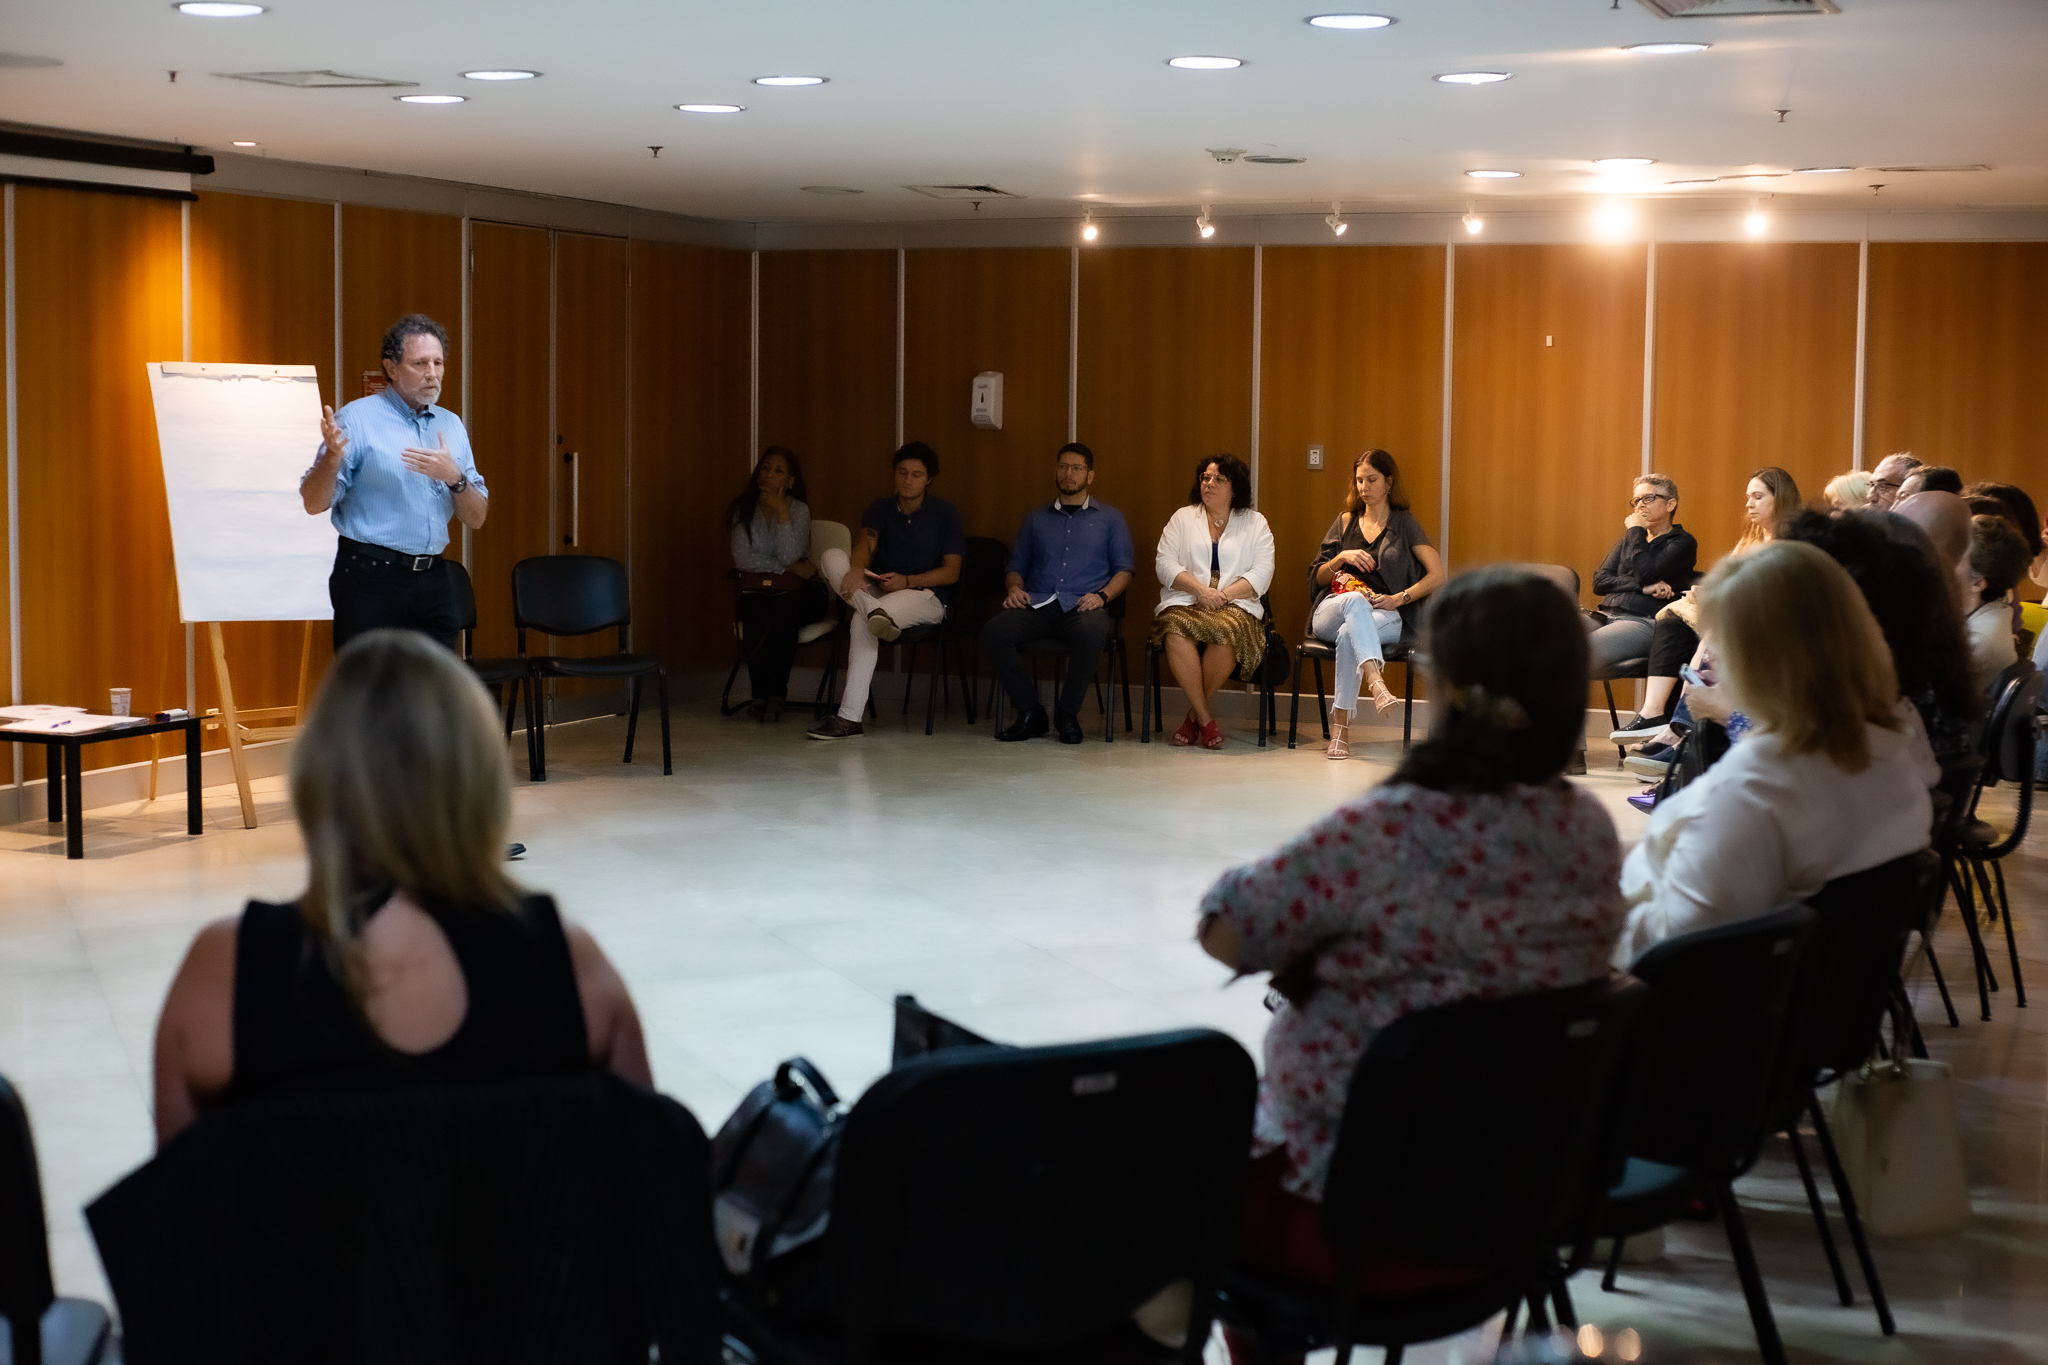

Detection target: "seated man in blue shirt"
[300, 313, 487, 651]
[983, 443, 1134, 744]
[807, 442, 964, 741]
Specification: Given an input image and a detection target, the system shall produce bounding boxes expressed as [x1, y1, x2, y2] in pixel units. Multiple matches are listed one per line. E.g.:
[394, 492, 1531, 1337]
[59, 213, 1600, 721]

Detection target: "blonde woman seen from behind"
[1617, 541, 1937, 962]
[153, 629, 649, 1146]
[1825, 470, 1874, 510]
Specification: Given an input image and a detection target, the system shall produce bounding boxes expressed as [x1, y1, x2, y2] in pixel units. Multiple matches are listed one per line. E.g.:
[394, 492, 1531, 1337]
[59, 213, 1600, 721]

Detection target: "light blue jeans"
[1311, 593, 1404, 712]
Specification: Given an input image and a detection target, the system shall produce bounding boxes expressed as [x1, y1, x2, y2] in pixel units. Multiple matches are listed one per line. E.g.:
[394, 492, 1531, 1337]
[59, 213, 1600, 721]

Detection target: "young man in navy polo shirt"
[981, 443, 1134, 743]
[807, 442, 964, 741]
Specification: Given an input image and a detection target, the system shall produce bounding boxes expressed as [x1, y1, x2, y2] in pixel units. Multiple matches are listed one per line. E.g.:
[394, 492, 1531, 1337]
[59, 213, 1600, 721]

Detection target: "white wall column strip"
[332, 203, 344, 407]
[1249, 244, 1263, 501]
[893, 246, 905, 449]
[1640, 240, 1658, 476]
[1852, 233, 1870, 470]
[182, 200, 195, 712]
[1067, 247, 1079, 443]
[1439, 242, 1455, 568]
[460, 217, 473, 570]
[5, 185, 20, 789]
[748, 251, 760, 465]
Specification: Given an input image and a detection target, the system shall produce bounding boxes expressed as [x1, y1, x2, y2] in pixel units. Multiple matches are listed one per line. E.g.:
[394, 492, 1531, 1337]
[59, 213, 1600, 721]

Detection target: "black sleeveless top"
[229, 894, 591, 1100]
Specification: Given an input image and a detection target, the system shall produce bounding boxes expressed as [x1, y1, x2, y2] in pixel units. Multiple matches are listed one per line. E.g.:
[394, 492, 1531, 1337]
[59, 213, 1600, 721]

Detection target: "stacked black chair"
[988, 594, 1136, 743]
[1594, 907, 1818, 1365]
[722, 1029, 1256, 1365]
[88, 1072, 720, 1365]
[1768, 849, 1945, 1342]
[511, 555, 671, 779]
[1140, 595, 1285, 748]
[0, 1075, 112, 1365]
[1948, 663, 2041, 1016]
[446, 561, 541, 780]
[1216, 976, 1651, 1365]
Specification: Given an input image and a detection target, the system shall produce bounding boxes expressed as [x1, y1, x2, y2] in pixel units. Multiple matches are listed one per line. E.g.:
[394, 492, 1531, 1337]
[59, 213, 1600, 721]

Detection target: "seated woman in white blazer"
[1616, 538, 1937, 963]
[1152, 455, 1276, 750]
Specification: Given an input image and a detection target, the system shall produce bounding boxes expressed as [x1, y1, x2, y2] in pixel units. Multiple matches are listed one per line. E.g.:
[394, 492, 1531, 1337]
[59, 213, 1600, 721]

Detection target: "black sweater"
[1593, 525, 1698, 619]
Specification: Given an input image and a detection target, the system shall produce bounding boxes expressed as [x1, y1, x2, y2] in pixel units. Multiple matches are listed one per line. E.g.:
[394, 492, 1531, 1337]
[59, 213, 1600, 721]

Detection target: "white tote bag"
[1830, 1057, 1972, 1238]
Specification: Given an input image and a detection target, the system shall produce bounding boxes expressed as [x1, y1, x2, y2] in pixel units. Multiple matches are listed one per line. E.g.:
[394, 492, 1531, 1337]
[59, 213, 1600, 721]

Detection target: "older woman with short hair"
[1587, 472, 1696, 674]
[1617, 540, 1937, 960]
[1825, 470, 1874, 510]
[1153, 455, 1276, 750]
[152, 629, 649, 1146]
[1306, 449, 1445, 759]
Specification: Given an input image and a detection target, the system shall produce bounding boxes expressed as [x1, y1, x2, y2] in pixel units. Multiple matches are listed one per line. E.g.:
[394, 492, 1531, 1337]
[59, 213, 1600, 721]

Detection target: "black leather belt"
[339, 536, 441, 572]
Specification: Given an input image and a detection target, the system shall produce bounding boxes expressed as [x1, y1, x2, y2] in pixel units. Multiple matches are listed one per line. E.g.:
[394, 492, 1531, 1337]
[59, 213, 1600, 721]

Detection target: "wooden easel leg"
[209, 623, 259, 830]
[295, 621, 315, 721]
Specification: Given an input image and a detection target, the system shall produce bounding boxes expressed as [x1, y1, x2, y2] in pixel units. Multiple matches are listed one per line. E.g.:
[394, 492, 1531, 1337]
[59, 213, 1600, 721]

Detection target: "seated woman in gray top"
[727, 447, 824, 722]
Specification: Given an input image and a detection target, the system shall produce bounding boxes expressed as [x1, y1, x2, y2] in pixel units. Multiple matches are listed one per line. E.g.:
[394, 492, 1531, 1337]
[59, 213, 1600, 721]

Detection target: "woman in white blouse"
[1617, 539, 1937, 962]
[1152, 455, 1276, 749]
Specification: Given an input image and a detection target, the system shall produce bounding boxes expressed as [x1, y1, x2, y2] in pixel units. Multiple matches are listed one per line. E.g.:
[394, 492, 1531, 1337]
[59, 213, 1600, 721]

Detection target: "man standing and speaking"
[300, 314, 487, 650]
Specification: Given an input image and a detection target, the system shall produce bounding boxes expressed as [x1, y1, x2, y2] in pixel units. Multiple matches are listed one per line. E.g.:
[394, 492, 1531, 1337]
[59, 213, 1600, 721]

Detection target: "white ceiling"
[2, 0, 2044, 224]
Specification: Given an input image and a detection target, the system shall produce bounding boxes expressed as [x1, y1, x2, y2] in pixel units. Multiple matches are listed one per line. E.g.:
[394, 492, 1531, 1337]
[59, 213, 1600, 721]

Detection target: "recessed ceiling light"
[1796, 166, 1855, 174]
[463, 70, 538, 81]
[754, 75, 827, 87]
[1594, 157, 1657, 168]
[231, 140, 257, 146]
[396, 94, 465, 104]
[175, 2, 265, 15]
[1466, 169, 1521, 179]
[676, 103, 744, 114]
[1306, 14, 1396, 29]
[1622, 42, 1711, 55]
[1168, 56, 1245, 70]
[1436, 71, 1511, 85]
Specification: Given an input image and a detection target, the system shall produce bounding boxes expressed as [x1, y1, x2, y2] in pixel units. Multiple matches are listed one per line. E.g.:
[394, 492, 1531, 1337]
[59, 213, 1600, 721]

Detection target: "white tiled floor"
[1, 682, 2041, 1364]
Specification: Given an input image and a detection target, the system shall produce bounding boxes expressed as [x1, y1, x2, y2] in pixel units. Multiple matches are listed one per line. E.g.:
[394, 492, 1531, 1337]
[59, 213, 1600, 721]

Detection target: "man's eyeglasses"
[1630, 494, 1669, 508]
[1871, 479, 1902, 494]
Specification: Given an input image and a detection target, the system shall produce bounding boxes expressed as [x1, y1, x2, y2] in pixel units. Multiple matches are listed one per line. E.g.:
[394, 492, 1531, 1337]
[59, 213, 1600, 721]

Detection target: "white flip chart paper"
[148, 362, 334, 622]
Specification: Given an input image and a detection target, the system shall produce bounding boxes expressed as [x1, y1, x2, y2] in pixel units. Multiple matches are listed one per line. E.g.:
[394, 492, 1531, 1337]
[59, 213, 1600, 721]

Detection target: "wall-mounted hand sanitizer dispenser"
[970, 372, 1004, 430]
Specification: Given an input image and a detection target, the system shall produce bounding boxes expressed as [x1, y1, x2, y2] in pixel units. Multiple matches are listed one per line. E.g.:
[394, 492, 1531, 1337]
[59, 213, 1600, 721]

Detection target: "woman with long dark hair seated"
[1152, 454, 1276, 750]
[152, 630, 650, 1146]
[1306, 449, 1445, 760]
[727, 446, 824, 722]
[1193, 569, 1626, 1359]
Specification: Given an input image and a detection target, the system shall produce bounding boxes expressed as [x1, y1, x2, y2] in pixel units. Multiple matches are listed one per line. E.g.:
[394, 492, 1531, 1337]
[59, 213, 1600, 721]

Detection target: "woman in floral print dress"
[1196, 566, 1628, 1350]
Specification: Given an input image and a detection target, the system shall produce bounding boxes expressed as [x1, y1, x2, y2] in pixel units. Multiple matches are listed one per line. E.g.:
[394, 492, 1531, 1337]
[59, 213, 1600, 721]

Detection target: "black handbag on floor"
[709, 1057, 843, 1312]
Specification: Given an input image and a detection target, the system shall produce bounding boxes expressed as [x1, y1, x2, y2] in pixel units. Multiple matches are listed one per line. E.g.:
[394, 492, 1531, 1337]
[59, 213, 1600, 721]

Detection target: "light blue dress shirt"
[312, 387, 486, 556]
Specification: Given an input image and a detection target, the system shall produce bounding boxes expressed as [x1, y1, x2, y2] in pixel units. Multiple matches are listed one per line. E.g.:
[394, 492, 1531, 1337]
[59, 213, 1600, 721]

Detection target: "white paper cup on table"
[110, 688, 131, 717]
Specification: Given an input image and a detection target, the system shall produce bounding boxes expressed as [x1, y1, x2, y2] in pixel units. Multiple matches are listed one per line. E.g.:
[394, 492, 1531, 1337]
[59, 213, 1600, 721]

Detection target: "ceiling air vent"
[1243, 154, 1307, 165]
[218, 70, 420, 88]
[904, 184, 1024, 200]
[1635, 0, 1838, 15]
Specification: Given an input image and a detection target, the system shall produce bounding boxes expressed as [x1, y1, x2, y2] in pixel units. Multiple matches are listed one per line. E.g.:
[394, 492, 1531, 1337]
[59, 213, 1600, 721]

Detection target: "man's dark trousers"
[982, 604, 1113, 719]
[330, 540, 461, 651]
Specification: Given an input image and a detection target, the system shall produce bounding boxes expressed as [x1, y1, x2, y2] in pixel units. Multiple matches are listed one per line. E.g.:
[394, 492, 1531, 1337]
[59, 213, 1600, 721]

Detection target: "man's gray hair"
[380, 313, 450, 365]
[1635, 472, 1679, 503]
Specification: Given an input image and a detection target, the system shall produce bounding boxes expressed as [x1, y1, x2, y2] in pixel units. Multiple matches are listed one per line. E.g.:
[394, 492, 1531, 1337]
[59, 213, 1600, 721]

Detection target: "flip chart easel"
[146, 362, 335, 828]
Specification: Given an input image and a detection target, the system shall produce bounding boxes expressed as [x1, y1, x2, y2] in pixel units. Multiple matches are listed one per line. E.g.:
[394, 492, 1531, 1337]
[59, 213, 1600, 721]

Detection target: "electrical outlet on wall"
[1307, 445, 1324, 470]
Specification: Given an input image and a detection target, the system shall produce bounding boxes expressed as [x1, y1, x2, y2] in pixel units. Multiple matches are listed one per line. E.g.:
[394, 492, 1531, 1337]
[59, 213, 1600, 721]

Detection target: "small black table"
[3, 716, 204, 859]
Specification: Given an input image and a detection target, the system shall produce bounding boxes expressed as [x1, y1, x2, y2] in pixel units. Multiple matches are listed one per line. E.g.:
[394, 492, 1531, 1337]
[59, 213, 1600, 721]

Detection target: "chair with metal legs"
[987, 596, 1134, 743]
[1140, 596, 1283, 747]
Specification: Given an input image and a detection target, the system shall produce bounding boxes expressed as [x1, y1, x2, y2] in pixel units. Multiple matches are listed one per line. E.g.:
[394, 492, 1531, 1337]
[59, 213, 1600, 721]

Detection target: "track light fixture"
[1081, 210, 1098, 242]
[1744, 198, 1768, 238]
[1463, 203, 1483, 235]
[1196, 206, 1216, 239]
[1325, 201, 1348, 237]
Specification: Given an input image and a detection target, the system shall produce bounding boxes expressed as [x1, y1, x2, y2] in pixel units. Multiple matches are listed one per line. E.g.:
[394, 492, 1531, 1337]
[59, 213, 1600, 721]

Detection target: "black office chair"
[1287, 631, 1424, 751]
[1140, 596, 1285, 748]
[722, 1029, 1257, 1365]
[447, 562, 541, 779]
[719, 519, 856, 720]
[1766, 849, 1944, 1341]
[0, 1075, 112, 1365]
[987, 594, 1136, 743]
[1949, 662, 2040, 1015]
[511, 555, 671, 779]
[1216, 976, 1651, 1365]
[88, 1072, 720, 1365]
[1595, 907, 1818, 1365]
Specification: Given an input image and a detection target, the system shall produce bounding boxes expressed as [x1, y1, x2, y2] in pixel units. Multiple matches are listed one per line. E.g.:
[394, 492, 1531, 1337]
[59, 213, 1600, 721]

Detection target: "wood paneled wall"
[1449, 245, 1648, 601]
[467, 222, 553, 659]
[1652, 243, 1860, 557]
[1258, 246, 1447, 651]
[757, 250, 899, 532]
[1078, 248, 1256, 629]
[340, 205, 462, 406]
[631, 241, 750, 674]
